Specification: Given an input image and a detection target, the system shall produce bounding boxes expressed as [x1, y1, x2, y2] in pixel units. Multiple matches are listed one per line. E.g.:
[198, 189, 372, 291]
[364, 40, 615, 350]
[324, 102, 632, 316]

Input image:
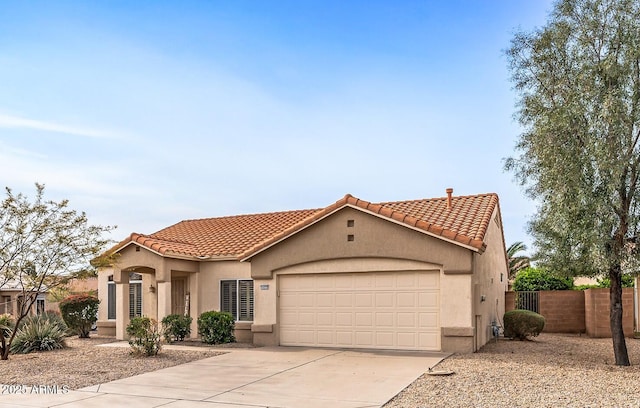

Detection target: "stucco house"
[0, 281, 47, 317]
[97, 189, 508, 353]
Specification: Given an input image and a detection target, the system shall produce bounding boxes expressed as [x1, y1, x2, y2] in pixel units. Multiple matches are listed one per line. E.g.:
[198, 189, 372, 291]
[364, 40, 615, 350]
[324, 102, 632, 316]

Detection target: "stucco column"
[189, 272, 199, 338]
[113, 268, 130, 340]
[157, 281, 172, 324]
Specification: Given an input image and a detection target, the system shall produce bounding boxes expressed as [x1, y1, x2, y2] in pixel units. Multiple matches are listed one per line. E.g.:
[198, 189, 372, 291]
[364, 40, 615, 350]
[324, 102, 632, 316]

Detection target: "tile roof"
[112, 209, 320, 258]
[111, 191, 500, 260]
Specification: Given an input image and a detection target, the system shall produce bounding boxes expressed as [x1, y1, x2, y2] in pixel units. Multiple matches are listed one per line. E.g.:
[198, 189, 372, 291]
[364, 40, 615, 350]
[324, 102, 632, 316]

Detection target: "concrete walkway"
[0, 346, 448, 408]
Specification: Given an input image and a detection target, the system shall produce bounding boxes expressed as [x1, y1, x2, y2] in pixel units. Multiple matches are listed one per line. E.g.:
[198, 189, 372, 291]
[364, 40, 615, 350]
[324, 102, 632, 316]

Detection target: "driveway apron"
[0, 346, 448, 408]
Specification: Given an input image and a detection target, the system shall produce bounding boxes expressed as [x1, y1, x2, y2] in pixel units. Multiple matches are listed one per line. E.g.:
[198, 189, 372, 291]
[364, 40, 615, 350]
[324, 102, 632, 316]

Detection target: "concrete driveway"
[0, 346, 448, 408]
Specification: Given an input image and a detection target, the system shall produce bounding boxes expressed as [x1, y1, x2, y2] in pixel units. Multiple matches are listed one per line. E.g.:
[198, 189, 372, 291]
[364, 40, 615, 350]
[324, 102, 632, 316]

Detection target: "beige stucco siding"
[197, 261, 252, 314]
[471, 206, 509, 350]
[251, 207, 473, 278]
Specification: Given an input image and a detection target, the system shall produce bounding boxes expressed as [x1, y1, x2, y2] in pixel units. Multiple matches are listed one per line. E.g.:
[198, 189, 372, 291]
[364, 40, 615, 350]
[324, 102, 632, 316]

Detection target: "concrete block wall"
[584, 288, 634, 338]
[538, 290, 585, 333]
[506, 289, 633, 337]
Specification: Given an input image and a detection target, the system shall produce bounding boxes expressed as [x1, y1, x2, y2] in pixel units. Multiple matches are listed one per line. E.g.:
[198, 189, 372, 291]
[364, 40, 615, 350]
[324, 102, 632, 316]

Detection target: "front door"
[171, 278, 188, 315]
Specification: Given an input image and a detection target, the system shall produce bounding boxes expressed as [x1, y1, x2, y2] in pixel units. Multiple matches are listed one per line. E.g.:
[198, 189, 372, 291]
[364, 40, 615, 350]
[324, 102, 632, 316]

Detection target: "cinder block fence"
[505, 288, 634, 338]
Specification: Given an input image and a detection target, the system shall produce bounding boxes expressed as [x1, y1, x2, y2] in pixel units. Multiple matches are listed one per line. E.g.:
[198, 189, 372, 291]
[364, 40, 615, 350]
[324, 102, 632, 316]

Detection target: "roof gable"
[240, 193, 499, 260]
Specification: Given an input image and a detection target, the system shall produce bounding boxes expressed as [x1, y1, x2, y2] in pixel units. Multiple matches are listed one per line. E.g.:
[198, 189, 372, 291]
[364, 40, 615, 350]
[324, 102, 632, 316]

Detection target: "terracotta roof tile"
[111, 192, 500, 260]
[111, 209, 320, 258]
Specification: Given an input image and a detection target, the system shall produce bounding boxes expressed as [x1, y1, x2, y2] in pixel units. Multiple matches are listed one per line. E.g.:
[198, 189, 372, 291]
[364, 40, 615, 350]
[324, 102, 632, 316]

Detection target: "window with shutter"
[220, 280, 237, 318]
[129, 273, 143, 318]
[220, 279, 253, 321]
[107, 281, 116, 320]
[238, 280, 254, 321]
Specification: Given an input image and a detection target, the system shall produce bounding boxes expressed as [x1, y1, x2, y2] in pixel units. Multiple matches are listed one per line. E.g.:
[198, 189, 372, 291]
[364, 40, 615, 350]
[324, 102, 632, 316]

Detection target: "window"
[221, 280, 253, 321]
[107, 276, 116, 320]
[129, 273, 142, 318]
[1, 296, 11, 315]
[36, 295, 45, 315]
[106, 273, 142, 320]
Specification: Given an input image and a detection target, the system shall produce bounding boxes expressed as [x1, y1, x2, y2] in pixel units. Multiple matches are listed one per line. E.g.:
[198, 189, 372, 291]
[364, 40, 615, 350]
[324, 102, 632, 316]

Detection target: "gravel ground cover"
[385, 333, 640, 408]
[0, 336, 223, 389]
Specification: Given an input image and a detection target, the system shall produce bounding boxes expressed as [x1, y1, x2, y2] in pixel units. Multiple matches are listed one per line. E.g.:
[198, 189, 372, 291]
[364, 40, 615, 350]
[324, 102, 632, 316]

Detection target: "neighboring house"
[97, 190, 508, 353]
[0, 280, 47, 317]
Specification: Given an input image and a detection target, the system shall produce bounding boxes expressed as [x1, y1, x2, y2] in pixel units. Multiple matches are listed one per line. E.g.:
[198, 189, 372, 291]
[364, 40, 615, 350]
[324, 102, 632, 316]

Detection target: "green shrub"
[503, 309, 545, 340]
[513, 267, 573, 291]
[574, 284, 599, 290]
[198, 311, 235, 345]
[10, 314, 68, 354]
[162, 314, 192, 343]
[126, 317, 162, 356]
[59, 294, 99, 338]
[596, 275, 635, 288]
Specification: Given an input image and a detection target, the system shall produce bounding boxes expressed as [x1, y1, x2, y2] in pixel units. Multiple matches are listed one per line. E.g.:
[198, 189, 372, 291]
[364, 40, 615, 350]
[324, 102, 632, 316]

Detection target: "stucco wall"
[248, 206, 478, 351]
[97, 250, 252, 340]
[471, 207, 508, 351]
[198, 261, 251, 314]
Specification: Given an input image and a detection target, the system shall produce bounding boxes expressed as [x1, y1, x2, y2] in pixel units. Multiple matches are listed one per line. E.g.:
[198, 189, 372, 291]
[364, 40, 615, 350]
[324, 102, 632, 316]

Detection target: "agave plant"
[10, 315, 68, 354]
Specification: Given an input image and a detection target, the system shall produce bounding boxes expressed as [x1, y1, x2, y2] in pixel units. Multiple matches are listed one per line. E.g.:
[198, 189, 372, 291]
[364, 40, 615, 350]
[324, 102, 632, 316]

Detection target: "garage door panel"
[317, 331, 334, 345]
[355, 331, 374, 346]
[375, 292, 394, 307]
[355, 293, 373, 307]
[420, 312, 438, 327]
[374, 274, 394, 288]
[419, 273, 439, 288]
[317, 293, 333, 307]
[375, 312, 394, 326]
[376, 332, 394, 346]
[279, 271, 440, 351]
[397, 292, 417, 307]
[336, 312, 352, 326]
[355, 312, 373, 326]
[418, 292, 439, 307]
[336, 331, 352, 344]
[317, 312, 333, 325]
[335, 293, 352, 307]
[397, 312, 416, 327]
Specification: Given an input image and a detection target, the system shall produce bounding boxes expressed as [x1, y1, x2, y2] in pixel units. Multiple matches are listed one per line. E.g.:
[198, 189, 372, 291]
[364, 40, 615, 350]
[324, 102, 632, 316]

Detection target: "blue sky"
[0, 1, 553, 254]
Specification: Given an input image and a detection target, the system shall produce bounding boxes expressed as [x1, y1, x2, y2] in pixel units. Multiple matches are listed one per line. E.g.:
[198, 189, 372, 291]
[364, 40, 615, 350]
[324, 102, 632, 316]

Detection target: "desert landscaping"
[1, 333, 640, 407]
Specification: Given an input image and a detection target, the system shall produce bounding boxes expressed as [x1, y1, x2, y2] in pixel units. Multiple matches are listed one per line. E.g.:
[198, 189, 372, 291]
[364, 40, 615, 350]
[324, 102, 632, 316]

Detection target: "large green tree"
[506, 0, 640, 366]
[0, 184, 113, 360]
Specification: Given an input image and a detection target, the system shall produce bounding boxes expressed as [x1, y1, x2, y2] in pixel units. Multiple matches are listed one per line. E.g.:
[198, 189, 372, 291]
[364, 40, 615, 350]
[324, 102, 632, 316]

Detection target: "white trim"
[241, 203, 480, 262]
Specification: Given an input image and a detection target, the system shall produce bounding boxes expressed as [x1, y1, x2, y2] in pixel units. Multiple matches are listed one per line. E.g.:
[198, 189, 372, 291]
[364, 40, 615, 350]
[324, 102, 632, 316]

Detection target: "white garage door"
[279, 271, 440, 351]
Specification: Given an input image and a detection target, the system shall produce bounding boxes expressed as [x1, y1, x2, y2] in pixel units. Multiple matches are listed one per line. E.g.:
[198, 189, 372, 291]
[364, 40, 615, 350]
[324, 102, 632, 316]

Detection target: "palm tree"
[507, 241, 530, 279]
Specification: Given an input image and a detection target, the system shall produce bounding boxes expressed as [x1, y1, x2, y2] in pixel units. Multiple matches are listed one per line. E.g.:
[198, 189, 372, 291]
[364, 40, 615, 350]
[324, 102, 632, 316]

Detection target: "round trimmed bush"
[503, 309, 545, 340]
[198, 311, 235, 345]
[162, 314, 192, 343]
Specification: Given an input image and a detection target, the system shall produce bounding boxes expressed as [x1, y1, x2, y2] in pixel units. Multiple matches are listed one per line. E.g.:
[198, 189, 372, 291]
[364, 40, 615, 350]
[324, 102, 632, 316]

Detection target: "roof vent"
[446, 188, 453, 209]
